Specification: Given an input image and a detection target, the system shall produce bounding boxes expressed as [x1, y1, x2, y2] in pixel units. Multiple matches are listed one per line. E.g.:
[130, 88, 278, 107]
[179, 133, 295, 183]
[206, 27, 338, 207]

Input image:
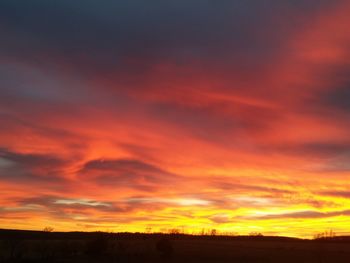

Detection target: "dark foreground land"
[1, 229, 350, 263]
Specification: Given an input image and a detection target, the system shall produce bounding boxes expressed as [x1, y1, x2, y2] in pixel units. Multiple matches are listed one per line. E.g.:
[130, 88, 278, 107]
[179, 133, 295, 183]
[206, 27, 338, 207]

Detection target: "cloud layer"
[1, 0, 350, 237]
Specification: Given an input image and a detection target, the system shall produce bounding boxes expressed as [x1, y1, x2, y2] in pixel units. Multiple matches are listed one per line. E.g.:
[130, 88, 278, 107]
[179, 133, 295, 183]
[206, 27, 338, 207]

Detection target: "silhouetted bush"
[313, 230, 336, 240]
[249, 232, 264, 237]
[43, 226, 54, 233]
[156, 237, 173, 260]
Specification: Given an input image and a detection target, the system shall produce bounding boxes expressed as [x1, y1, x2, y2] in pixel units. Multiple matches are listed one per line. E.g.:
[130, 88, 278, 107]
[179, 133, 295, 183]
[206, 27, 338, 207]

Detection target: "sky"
[0, 0, 350, 238]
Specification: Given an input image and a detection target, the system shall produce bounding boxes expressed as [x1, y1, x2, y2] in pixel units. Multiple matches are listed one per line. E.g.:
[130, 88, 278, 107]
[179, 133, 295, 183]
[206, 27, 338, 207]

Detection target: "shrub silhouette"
[249, 232, 263, 237]
[156, 237, 173, 260]
[43, 226, 54, 233]
[313, 230, 336, 240]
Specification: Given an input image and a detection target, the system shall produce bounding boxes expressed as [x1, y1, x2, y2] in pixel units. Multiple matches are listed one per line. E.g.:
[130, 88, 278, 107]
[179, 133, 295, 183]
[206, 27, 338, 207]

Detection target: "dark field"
[1, 229, 350, 263]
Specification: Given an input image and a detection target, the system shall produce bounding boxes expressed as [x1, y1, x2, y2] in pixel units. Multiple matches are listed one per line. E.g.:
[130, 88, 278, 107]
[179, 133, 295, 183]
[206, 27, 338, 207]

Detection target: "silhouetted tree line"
[1, 228, 350, 262]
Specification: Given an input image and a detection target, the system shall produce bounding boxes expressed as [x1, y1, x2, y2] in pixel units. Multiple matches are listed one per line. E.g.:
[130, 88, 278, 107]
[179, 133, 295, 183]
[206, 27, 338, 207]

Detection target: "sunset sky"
[1, 1, 350, 238]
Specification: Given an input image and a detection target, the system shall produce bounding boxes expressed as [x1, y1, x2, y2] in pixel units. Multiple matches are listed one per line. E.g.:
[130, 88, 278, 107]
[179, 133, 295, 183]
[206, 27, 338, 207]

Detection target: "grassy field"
[1, 229, 350, 262]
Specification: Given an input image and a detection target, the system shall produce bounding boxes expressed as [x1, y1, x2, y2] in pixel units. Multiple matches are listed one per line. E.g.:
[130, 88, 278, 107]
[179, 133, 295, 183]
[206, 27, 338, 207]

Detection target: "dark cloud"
[322, 86, 350, 112]
[80, 158, 177, 191]
[0, 0, 336, 78]
[0, 148, 66, 170]
[209, 214, 232, 224]
[319, 191, 350, 199]
[306, 66, 350, 115]
[263, 142, 350, 159]
[0, 148, 69, 184]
